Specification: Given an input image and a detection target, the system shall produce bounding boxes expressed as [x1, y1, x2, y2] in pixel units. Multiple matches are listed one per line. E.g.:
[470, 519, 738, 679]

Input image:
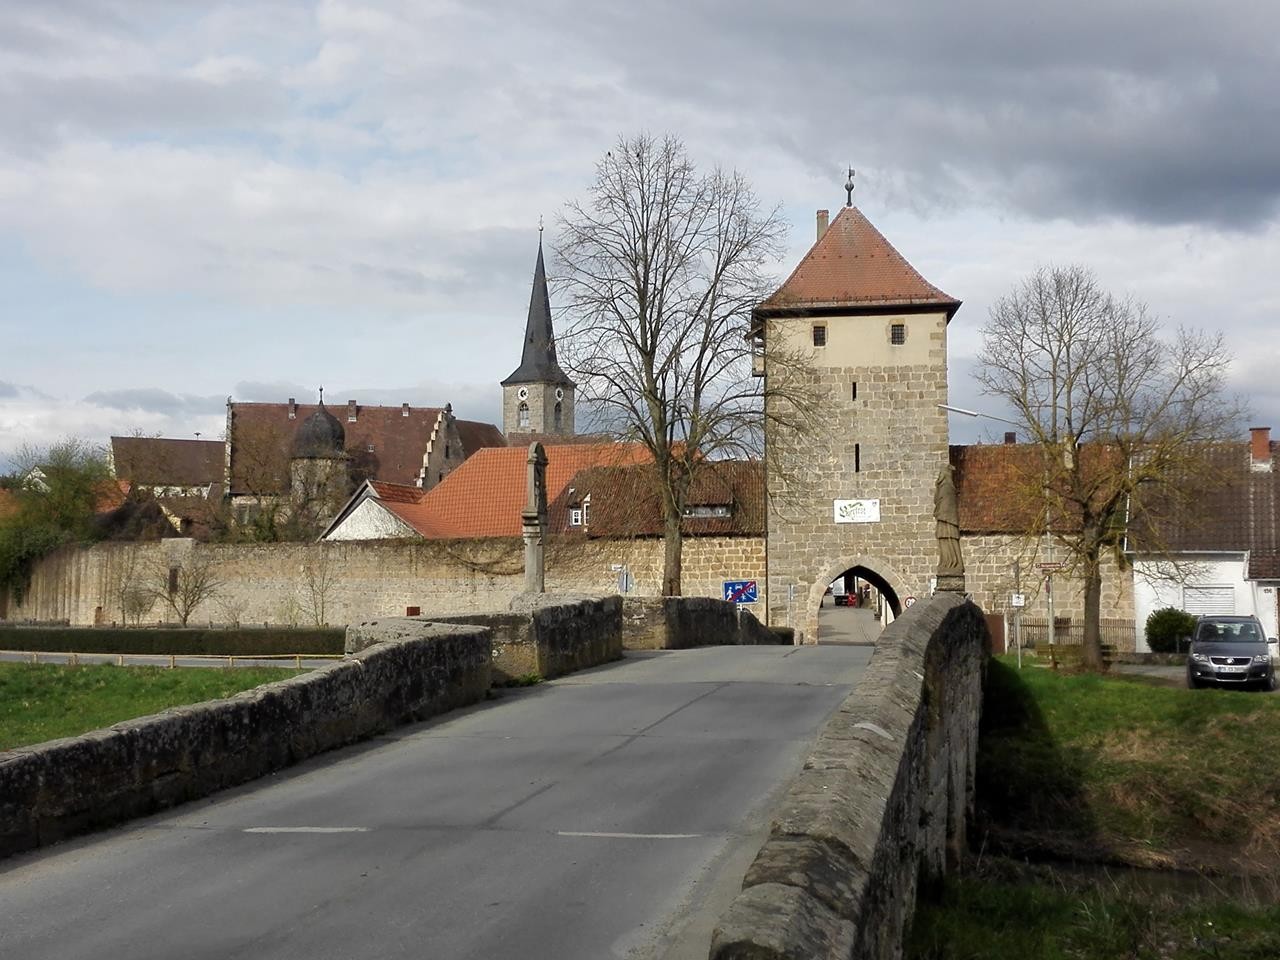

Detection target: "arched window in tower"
[518, 402, 530, 430]
[553, 401, 563, 432]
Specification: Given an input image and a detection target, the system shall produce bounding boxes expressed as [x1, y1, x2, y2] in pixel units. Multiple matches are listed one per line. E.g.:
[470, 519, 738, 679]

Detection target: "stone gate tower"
[501, 240, 575, 439]
[754, 203, 961, 642]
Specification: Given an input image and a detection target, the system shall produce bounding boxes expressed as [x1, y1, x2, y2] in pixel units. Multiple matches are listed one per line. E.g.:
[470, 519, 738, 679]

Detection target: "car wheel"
[1187, 671, 1201, 690]
[1266, 672, 1278, 693]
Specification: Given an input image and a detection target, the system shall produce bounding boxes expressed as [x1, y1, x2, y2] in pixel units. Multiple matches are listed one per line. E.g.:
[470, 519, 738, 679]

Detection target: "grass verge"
[908, 859, 1280, 960]
[0, 662, 303, 751]
[979, 657, 1280, 872]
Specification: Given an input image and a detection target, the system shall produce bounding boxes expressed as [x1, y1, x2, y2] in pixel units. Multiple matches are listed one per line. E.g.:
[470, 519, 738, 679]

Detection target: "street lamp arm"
[937, 403, 1022, 427]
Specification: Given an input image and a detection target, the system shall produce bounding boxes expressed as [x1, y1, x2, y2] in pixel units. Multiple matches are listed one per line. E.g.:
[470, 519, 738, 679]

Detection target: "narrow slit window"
[855, 443, 861, 472]
[890, 323, 906, 345]
[851, 381, 858, 401]
[812, 324, 827, 347]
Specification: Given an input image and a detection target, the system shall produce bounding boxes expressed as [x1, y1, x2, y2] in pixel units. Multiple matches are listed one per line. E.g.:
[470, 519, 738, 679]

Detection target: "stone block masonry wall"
[0, 622, 491, 859]
[6, 536, 766, 628]
[962, 533, 1135, 650]
[766, 315, 951, 644]
[710, 593, 989, 959]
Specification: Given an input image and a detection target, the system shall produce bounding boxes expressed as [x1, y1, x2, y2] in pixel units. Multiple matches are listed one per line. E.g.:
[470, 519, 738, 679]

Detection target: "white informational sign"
[1010, 593, 1026, 608]
[834, 498, 881, 524]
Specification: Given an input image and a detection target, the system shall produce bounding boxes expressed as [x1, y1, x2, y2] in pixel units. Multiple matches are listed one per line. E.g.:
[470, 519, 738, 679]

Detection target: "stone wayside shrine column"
[522, 442, 549, 593]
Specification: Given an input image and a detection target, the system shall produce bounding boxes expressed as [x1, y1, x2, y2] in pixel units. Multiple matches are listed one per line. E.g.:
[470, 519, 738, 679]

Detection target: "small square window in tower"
[812, 324, 827, 347]
[890, 323, 906, 345]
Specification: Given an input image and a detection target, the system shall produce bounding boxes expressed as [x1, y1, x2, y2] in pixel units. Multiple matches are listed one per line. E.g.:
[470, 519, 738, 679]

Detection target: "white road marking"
[556, 831, 701, 840]
[243, 827, 370, 834]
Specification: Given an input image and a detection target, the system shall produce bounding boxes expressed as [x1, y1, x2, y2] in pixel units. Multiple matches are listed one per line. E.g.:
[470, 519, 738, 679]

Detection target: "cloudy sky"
[2, 0, 1278, 468]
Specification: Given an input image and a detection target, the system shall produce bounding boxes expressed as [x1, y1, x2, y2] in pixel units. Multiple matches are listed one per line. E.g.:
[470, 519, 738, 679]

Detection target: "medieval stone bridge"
[0, 593, 986, 959]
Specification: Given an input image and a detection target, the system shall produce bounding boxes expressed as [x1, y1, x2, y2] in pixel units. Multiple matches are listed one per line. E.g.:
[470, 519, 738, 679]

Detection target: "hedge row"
[0, 626, 346, 657]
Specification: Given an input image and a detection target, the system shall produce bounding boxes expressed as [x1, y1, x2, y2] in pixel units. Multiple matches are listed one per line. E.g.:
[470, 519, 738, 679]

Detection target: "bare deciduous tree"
[154, 553, 223, 626]
[301, 548, 336, 626]
[557, 133, 816, 595]
[978, 264, 1245, 670]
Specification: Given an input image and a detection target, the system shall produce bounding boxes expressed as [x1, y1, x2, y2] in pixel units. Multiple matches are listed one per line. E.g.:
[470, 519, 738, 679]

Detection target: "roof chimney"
[402, 402, 410, 417]
[1004, 432, 1017, 445]
[347, 400, 357, 423]
[816, 209, 829, 241]
[288, 398, 297, 420]
[1250, 426, 1272, 471]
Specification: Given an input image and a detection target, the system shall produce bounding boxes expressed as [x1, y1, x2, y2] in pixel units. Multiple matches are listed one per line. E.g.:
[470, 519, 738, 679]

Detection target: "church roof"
[501, 241, 575, 387]
[757, 206, 960, 318]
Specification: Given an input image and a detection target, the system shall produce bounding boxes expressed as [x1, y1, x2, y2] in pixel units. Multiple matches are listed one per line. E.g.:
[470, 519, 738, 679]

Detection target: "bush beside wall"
[0, 626, 345, 657]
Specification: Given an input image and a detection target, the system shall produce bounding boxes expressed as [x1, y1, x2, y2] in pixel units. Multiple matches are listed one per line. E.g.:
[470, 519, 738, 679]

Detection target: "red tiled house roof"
[390, 443, 653, 539]
[110, 437, 224, 488]
[228, 402, 447, 495]
[559, 461, 764, 537]
[455, 420, 508, 456]
[756, 206, 961, 317]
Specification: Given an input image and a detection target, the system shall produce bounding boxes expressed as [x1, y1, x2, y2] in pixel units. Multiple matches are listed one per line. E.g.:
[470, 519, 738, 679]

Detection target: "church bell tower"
[501, 238, 575, 438]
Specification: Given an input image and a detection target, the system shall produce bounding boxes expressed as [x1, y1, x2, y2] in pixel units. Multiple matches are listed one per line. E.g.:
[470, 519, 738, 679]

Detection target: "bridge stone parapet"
[710, 592, 989, 960]
[621, 596, 781, 650]
[0, 621, 491, 859]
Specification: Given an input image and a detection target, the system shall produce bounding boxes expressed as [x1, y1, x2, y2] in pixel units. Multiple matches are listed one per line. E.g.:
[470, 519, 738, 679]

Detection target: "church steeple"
[502, 239, 574, 388]
[502, 238, 576, 438]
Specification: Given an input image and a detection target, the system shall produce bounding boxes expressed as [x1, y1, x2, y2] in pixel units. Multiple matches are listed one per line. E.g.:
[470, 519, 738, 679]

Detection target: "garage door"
[1183, 586, 1235, 616]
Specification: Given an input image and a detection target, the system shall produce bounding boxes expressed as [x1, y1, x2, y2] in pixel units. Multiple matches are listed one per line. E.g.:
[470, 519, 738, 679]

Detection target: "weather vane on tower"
[845, 167, 855, 207]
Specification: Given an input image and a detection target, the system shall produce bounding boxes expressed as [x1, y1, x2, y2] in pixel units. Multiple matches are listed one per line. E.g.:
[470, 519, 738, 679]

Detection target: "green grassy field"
[909, 864, 1280, 960]
[0, 662, 303, 751]
[978, 658, 1280, 870]
[909, 659, 1280, 959]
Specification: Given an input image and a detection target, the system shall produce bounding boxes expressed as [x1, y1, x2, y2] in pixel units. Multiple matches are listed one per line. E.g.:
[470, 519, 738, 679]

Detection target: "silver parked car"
[1186, 615, 1277, 691]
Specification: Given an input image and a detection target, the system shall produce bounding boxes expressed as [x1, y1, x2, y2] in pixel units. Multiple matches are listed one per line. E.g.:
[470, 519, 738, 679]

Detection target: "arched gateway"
[752, 200, 962, 643]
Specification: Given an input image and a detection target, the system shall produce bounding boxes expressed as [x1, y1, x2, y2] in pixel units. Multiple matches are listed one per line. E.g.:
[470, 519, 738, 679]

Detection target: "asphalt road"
[0, 644, 872, 960]
[817, 604, 882, 645]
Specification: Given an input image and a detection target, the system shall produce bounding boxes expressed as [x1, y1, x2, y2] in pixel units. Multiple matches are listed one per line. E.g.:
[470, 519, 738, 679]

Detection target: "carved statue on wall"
[934, 463, 965, 592]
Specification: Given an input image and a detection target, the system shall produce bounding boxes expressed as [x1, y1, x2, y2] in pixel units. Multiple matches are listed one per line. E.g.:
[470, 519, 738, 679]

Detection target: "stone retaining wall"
[0, 622, 491, 859]
[621, 596, 782, 650]
[710, 593, 989, 959]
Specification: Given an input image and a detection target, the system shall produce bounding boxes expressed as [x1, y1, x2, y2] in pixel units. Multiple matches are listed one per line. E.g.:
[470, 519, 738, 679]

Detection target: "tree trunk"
[1081, 551, 1104, 672]
[662, 508, 683, 596]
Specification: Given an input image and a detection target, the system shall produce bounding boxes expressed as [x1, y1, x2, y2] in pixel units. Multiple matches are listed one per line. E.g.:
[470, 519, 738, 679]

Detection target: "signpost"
[723, 580, 758, 605]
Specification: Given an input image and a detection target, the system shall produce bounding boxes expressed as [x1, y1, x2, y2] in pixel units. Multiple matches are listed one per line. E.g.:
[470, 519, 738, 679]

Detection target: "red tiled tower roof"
[757, 206, 960, 318]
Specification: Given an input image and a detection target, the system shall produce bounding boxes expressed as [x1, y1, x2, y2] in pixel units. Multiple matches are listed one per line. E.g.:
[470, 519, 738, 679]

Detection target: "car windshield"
[1196, 621, 1266, 644]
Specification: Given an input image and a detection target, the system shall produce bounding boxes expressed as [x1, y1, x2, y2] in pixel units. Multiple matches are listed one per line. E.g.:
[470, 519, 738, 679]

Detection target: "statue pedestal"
[935, 574, 966, 594]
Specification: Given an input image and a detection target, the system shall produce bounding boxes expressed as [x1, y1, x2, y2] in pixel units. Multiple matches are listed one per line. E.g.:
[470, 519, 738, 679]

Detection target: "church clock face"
[517, 387, 529, 401]
[555, 388, 564, 401]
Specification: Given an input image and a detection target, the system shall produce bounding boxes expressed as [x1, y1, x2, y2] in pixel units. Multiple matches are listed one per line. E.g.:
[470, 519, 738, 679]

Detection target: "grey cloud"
[565, 1, 1280, 230]
[83, 388, 224, 417]
[0, 381, 17, 398]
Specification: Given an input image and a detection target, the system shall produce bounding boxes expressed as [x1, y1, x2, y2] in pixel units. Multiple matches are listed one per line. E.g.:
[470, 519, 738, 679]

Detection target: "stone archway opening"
[816, 564, 903, 644]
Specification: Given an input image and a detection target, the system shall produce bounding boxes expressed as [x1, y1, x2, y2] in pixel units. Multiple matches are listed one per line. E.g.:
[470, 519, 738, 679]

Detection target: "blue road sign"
[723, 580, 758, 604]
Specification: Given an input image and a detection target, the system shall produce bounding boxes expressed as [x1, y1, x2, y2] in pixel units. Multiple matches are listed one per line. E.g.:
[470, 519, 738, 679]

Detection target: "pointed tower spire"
[501, 237, 574, 387]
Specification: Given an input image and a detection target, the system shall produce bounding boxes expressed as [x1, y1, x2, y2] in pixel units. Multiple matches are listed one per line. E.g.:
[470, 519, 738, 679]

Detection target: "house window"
[890, 323, 906, 345]
[683, 504, 732, 518]
[444, 443, 450, 458]
[518, 402, 530, 429]
[582, 495, 590, 525]
[554, 402, 563, 432]
[569, 507, 583, 526]
[812, 324, 827, 347]
[167, 566, 179, 597]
